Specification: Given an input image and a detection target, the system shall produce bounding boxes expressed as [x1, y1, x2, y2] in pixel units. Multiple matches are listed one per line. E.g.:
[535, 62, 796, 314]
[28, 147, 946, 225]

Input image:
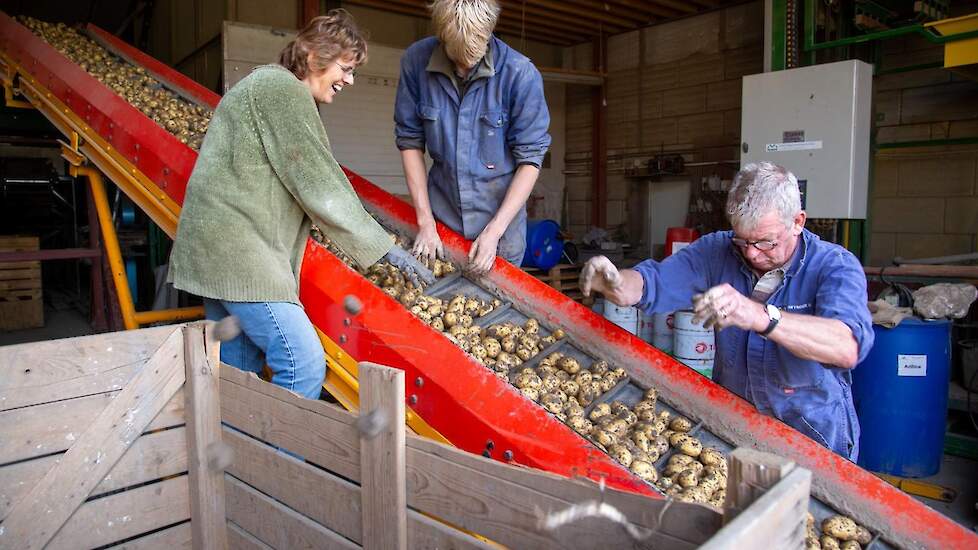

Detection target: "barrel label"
[897, 354, 927, 377]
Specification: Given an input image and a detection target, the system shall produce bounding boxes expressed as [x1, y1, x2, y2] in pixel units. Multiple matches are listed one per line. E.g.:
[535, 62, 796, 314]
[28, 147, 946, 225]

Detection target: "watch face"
[767, 304, 781, 321]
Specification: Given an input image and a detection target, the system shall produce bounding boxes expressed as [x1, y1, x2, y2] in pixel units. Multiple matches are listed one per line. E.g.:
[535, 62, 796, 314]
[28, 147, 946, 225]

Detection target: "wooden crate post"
[183, 323, 228, 550]
[358, 362, 407, 550]
[700, 448, 811, 550]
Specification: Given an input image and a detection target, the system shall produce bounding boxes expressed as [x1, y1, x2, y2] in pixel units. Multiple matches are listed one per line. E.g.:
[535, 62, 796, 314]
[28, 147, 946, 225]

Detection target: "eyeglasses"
[335, 62, 357, 78]
[731, 237, 779, 251]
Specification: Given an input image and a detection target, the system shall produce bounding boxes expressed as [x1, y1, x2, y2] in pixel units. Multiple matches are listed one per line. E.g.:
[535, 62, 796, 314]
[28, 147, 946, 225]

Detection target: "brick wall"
[561, 2, 763, 240]
[869, 26, 978, 264]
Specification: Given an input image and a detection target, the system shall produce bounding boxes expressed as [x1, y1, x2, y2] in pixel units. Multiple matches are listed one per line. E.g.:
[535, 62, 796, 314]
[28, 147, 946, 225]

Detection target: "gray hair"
[725, 162, 802, 229]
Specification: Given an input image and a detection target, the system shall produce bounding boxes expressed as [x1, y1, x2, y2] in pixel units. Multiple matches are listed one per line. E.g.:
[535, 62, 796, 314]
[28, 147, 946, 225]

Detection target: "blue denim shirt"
[394, 36, 552, 264]
[633, 229, 874, 460]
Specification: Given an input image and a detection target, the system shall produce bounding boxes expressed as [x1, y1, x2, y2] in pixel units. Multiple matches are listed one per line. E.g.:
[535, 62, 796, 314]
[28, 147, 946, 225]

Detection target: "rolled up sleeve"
[507, 64, 551, 167]
[394, 55, 425, 152]
[814, 249, 875, 363]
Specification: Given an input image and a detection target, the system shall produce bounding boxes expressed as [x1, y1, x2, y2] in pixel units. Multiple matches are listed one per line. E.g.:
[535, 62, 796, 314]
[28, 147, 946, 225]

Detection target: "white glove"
[580, 255, 623, 297]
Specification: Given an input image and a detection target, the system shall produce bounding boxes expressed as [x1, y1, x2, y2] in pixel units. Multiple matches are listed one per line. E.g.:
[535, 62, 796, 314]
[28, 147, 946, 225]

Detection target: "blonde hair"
[429, 0, 500, 68]
[279, 9, 367, 80]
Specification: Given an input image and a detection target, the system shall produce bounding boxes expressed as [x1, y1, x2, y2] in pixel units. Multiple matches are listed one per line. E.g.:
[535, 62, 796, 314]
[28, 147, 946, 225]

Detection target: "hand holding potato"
[692, 283, 765, 331]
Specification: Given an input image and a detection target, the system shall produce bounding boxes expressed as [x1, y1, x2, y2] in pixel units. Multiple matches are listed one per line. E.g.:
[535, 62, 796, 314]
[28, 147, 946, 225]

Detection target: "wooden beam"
[591, 35, 607, 228]
[563, 0, 660, 23]
[606, 0, 682, 18]
[502, 0, 635, 30]
[0, 327, 186, 549]
[183, 323, 227, 550]
[644, 0, 699, 15]
[358, 362, 407, 550]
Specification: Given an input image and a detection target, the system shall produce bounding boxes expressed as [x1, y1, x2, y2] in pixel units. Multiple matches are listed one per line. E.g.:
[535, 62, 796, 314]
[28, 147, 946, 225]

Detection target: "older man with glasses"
[580, 161, 874, 460]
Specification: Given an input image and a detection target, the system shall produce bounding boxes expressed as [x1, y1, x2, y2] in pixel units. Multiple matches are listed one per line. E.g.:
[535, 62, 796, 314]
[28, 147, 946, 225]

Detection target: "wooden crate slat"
[0, 387, 185, 464]
[0, 261, 40, 270]
[0, 427, 188, 519]
[0, 267, 40, 281]
[0, 289, 41, 301]
[0, 295, 43, 331]
[45, 476, 191, 550]
[222, 427, 363, 543]
[106, 521, 192, 550]
[225, 475, 359, 550]
[0, 279, 42, 291]
[0, 236, 39, 250]
[219, 369, 361, 481]
[407, 508, 497, 550]
[0, 325, 178, 411]
[227, 521, 275, 550]
[0, 328, 186, 549]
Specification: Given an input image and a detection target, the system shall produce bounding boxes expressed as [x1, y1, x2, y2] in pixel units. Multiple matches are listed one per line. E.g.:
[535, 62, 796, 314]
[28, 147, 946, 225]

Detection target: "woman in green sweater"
[170, 10, 425, 398]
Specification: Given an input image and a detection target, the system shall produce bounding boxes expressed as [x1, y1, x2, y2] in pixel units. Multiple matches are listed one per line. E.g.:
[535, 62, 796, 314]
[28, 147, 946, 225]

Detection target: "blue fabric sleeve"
[506, 63, 551, 167]
[633, 233, 723, 314]
[394, 53, 425, 151]
[814, 247, 875, 363]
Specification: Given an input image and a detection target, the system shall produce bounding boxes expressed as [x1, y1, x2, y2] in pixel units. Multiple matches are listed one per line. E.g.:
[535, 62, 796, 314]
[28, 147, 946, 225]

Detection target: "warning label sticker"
[765, 140, 823, 152]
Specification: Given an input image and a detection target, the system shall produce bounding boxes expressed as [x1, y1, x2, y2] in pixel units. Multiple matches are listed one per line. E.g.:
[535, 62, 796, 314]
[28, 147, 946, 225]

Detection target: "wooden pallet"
[0, 235, 43, 330]
[523, 263, 593, 306]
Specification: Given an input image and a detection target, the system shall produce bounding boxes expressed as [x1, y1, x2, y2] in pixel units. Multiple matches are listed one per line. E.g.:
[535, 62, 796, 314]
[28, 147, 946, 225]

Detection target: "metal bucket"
[679, 356, 713, 379]
[673, 310, 715, 361]
[638, 310, 655, 343]
[603, 303, 638, 335]
[652, 312, 675, 353]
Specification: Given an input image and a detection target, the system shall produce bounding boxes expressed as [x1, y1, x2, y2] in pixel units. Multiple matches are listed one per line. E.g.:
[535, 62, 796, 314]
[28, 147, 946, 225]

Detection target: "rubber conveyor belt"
[1, 12, 974, 549]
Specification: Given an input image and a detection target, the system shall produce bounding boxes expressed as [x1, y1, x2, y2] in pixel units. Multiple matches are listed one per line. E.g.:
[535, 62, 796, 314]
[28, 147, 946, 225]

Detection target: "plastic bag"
[912, 283, 978, 320]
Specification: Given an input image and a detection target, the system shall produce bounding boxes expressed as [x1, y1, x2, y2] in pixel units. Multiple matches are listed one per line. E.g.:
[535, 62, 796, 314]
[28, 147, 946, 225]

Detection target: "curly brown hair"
[278, 9, 368, 80]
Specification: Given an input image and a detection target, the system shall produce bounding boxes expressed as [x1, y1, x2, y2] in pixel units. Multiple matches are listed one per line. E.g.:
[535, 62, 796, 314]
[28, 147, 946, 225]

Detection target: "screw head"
[503, 450, 513, 461]
[415, 377, 424, 387]
[339, 335, 347, 343]
[343, 318, 351, 326]
[409, 394, 418, 405]
[485, 440, 494, 451]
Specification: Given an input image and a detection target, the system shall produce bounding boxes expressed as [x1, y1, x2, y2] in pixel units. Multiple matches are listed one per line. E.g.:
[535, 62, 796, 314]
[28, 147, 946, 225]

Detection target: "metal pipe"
[73, 165, 139, 330]
[133, 306, 205, 325]
[0, 248, 101, 262]
[895, 252, 978, 265]
[804, 18, 978, 51]
[877, 137, 978, 149]
[865, 264, 978, 279]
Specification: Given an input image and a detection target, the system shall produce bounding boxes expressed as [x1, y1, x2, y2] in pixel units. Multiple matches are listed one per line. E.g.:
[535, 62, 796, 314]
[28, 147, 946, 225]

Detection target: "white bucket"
[673, 310, 715, 360]
[604, 303, 638, 335]
[652, 312, 675, 353]
[638, 310, 655, 343]
[679, 356, 714, 379]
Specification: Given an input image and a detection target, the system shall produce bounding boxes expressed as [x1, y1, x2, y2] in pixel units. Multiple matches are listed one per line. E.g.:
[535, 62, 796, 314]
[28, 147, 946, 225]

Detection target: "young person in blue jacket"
[394, 0, 551, 273]
[581, 162, 874, 460]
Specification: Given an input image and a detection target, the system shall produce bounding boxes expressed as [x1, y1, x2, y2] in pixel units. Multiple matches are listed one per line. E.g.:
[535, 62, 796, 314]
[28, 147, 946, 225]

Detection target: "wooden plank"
[183, 324, 227, 550]
[0, 427, 188, 520]
[225, 475, 358, 550]
[223, 427, 490, 549]
[0, 387, 186, 464]
[219, 369, 361, 481]
[0, 296, 42, 330]
[227, 521, 274, 550]
[405, 434, 719, 546]
[700, 467, 811, 550]
[222, 427, 363, 543]
[0, 260, 39, 270]
[0, 327, 186, 549]
[0, 325, 178, 411]
[0, 267, 40, 281]
[0, 278, 41, 291]
[111, 521, 193, 549]
[0, 288, 41, 300]
[46, 476, 191, 550]
[722, 448, 796, 521]
[358, 362, 407, 550]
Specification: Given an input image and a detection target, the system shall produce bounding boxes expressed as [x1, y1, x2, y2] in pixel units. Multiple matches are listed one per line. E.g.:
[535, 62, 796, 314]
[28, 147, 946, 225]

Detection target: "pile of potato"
[479, 318, 562, 373]
[18, 17, 212, 150]
[807, 514, 872, 550]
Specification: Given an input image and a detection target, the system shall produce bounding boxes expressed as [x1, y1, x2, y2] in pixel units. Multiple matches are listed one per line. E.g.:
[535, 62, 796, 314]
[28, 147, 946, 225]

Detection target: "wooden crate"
[524, 263, 594, 306]
[0, 324, 811, 549]
[0, 235, 43, 330]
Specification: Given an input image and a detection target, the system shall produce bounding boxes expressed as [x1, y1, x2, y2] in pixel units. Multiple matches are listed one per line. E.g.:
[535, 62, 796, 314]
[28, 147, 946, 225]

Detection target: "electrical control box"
[740, 60, 873, 219]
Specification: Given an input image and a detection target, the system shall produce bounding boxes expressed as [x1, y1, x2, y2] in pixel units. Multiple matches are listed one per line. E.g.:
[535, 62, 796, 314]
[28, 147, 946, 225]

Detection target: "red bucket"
[664, 227, 699, 257]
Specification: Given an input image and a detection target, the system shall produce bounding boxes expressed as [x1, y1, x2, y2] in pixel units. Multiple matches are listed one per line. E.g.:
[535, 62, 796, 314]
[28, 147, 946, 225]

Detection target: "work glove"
[383, 245, 436, 287]
[580, 255, 623, 297]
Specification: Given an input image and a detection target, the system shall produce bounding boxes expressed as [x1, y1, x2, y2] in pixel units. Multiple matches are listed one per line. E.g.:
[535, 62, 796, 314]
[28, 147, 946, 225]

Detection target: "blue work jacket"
[394, 36, 551, 264]
[633, 229, 874, 460]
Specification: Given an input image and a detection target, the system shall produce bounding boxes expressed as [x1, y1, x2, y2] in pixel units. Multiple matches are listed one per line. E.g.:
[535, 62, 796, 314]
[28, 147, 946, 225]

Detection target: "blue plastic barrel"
[522, 219, 564, 270]
[853, 317, 951, 477]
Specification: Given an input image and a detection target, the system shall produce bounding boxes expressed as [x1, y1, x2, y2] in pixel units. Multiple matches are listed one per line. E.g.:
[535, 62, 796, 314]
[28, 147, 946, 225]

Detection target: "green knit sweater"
[169, 65, 392, 304]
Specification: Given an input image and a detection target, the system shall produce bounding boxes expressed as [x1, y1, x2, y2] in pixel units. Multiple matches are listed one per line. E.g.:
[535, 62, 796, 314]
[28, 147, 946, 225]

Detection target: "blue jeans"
[204, 299, 326, 399]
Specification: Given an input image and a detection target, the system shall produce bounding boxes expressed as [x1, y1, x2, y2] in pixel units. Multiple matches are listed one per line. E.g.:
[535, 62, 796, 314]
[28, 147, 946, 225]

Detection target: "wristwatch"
[760, 304, 781, 337]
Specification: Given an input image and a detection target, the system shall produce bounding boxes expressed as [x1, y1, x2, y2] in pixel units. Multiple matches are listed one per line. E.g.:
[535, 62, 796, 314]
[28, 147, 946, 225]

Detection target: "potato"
[515, 346, 534, 361]
[608, 444, 633, 467]
[854, 526, 871, 546]
[805, 537, 822, 550]
[573, 371, 593, 387]
[514, 372, 542, 390]
[637, 409, 657, 422]
[618, 410, 638, 426]
[629, 459, 657, 483]
[644, 387, 659, 401]
[541, 374, 561, 393]
[556, 356, 582, 374]
[554, 370, 570, 382]
[589, 403, 612, 421]
[552, 328, 566, 339]
[672, 434, 703, 457]
[591, 360, 609, 375]
[699, 447, 725, 467]
[840, 542, 860, 550]
[598, 376, 617, 392]
[540, 352, 563, 368]
[463, 299, 481, 315]
[383, 286, 400, 298]
[564, 402, 585, 418]
[524, 318, 540, 334]
[681, 486, 711, 503]
[822, 516, 860, 542]
[520, 386, 540, 401]
[482, 337, 501, 358]
[820, 536, 841, 550]
[590, 428, 617, 448]
[540, 393, 563, 414]
[577, 385, 599, 406]
[428, 303, 443, 317]
[471, 344, 488, 359]
[632, 399, 655, 414]
[540, 334, 556, 346]
[610, 401, 629, 415]
[669, 416, 693, 433]
[653, 435, 670, 455]
[676, 468, 700, 488]
[431, 317, 445, 331]
[443, 311, 459, 328]
[560, 380, 580, 396]
[519, 334, 541, 350]
[567, 415, 591, 435]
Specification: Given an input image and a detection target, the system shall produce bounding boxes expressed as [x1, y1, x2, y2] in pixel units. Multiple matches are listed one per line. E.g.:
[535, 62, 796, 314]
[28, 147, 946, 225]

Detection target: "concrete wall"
[868, 30, 978, 264]
[561, 2, 763, 240]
